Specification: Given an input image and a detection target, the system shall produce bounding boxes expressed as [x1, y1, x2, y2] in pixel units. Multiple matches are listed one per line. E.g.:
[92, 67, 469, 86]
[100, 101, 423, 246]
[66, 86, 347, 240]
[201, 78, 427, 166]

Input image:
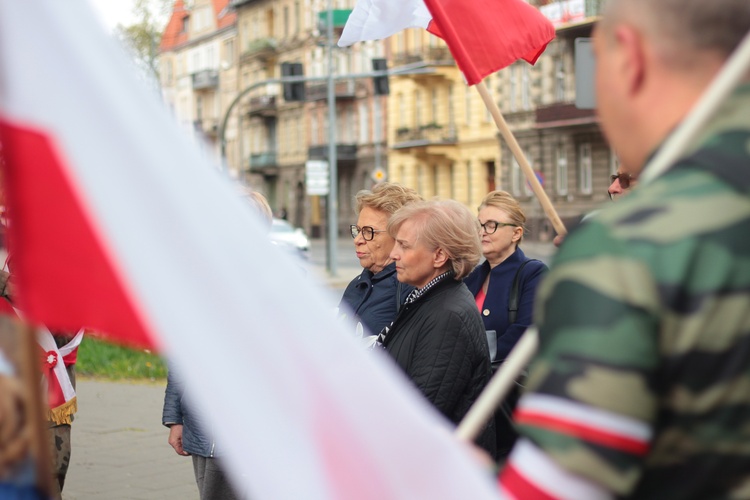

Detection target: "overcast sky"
[85, 0, 136, 32]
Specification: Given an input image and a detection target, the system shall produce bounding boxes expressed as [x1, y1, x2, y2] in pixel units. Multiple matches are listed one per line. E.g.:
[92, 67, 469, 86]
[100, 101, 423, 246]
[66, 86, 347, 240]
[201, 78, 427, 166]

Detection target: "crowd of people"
[1, 0, 748, 498]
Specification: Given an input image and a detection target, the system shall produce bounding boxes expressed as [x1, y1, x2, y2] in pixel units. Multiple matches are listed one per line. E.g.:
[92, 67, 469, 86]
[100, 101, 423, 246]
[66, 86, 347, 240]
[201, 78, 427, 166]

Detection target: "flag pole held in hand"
[455, 327, 539, 442]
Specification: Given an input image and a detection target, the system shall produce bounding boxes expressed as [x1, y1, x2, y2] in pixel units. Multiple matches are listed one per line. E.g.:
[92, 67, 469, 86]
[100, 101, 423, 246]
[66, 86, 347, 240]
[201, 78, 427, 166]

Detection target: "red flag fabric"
[425, 0, 555, 85]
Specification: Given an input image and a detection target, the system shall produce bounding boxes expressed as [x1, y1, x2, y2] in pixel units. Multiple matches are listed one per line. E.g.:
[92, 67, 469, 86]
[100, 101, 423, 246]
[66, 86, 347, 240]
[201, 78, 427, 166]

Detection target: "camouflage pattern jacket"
[499, 84, 750, 499]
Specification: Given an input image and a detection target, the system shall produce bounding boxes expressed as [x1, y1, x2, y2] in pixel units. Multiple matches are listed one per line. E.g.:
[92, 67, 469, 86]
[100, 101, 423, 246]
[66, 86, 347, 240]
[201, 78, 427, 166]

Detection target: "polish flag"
[338, 0, 555, 85]
[0, 1, 500, 499]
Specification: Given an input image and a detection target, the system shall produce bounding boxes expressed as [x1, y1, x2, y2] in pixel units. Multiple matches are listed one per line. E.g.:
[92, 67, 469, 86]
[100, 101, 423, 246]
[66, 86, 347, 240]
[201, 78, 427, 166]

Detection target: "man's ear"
[433, 248, 449, 269]
[615, 24, 647, 96]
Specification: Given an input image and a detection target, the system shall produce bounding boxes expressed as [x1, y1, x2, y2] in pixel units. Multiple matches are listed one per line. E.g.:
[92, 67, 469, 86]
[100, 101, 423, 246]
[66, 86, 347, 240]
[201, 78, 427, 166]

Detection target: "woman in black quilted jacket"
[375, 199, 496, 458]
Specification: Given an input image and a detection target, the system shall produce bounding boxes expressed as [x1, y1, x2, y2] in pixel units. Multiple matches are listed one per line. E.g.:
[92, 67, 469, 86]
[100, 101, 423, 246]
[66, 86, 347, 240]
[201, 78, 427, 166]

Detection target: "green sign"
[317, 9, 352, 29]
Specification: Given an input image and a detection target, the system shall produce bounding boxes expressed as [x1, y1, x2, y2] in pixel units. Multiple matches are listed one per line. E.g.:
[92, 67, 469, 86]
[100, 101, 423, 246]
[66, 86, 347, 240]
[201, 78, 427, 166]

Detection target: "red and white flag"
[0, 1, 500, 498]
[339, 0, 555, 85]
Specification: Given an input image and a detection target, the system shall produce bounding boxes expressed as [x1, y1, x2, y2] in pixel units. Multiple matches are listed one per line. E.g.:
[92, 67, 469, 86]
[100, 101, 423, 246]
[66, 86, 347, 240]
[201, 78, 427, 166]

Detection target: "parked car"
[269, 218, 310, 259]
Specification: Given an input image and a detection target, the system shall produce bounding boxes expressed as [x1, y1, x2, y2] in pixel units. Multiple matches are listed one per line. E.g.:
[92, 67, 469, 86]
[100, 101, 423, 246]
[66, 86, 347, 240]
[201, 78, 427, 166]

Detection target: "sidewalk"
[63, 379, 197, 500]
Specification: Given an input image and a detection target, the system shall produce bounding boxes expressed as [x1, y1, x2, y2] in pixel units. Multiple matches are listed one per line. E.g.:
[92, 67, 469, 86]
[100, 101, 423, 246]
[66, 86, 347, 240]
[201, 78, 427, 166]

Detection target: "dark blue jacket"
[464, 247, 547, 362]
[338, 262, 414, 336]
[162, 368, 216, 457]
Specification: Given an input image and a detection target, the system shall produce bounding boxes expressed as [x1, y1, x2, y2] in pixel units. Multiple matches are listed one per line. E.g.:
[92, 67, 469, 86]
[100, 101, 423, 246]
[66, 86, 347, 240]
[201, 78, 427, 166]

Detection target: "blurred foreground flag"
[338, 0, 555, 85]
[0, 1, 500, 499]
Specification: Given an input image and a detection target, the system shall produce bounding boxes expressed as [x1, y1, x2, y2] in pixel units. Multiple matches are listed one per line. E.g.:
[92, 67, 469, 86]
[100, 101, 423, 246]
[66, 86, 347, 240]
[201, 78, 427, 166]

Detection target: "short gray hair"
[601, 0, 750, 68]
[387, 200, 481, 280]
[355, 182, 423, 216]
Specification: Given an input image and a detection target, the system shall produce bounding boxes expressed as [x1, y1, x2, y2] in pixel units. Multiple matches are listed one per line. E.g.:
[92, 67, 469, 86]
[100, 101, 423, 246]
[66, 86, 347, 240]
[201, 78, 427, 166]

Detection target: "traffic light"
[372, 58, 389, 96]
[281, 62, 305, 102]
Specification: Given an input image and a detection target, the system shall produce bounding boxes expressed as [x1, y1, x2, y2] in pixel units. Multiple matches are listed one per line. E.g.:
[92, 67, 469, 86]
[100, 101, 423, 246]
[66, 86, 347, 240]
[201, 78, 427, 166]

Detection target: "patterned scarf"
[373, 270, 455, 348]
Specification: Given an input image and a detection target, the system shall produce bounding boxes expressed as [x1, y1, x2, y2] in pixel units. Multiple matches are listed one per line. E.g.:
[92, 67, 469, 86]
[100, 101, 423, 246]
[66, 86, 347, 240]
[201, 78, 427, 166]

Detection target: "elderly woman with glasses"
[463, 190, 547, 457]
[378, 199, 496, 457]
[338, 182, 422, 338]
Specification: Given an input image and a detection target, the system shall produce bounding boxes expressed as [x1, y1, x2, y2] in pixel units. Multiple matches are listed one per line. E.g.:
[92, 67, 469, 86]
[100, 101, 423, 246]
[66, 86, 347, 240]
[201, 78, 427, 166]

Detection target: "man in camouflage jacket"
[498, 1, 750, 498]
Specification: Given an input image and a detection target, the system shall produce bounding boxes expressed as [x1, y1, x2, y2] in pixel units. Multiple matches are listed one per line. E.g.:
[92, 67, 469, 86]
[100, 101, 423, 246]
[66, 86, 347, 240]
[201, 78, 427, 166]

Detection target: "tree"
[115, 0, 171, 88]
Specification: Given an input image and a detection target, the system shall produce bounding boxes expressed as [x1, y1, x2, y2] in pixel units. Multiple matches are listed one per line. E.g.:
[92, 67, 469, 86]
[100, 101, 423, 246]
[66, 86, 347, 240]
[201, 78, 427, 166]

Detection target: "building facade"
[160, 0, 612, 241]
[160, 0, 239, 175]
[386, 0, 612, 242]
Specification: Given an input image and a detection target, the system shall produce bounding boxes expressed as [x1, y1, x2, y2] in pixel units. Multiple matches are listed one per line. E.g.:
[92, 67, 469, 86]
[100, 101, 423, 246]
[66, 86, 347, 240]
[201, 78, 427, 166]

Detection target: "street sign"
[305, 160, 330, 196]
[371, 167, 387, 183]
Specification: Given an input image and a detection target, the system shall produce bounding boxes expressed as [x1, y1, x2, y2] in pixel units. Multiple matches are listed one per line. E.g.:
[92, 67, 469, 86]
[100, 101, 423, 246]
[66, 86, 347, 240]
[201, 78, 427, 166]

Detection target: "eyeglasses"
[479, 220, 517, 235]
[350, 225, 386, 241]
[610, 172, 632, 189]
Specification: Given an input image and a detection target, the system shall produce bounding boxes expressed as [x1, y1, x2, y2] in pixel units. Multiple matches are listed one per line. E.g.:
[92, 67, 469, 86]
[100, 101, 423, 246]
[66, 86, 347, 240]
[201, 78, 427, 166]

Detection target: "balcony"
[248, 151, 277, 171]
[426, 46, 453, 62]
[247, 95, 278, 117]
[308, 144, 358, 161]
[193, 118, 219, 137]
[192, 70, 218, 90]
[535, 103, 597, 129]
[392, 124, 458, 149]
[540, 0, 603, 30]
[241, 37, 277, 62]
[393, 51, 423, 66]
[305, 80, 356, 102]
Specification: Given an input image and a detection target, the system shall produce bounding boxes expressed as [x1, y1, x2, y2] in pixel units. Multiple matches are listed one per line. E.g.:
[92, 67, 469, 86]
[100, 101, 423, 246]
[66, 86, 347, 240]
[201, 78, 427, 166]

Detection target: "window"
[223, 39, 235, 67]
[610, 149, 620, 175]
[579, 143, 592, 194]
[556, 146, 568, 195]
[413, 29, 422, 51]
[181, 16, 190, 33]
[311, 115, 318, 145]
[398, 93, 405, 128]
[283, 6, 289, 37]
[509, 65, 518, 112]
[431, 88, 438, 123]
[206, 45, 215, 69]
[415, 91, 422, 127]
[511, 157, 522, 196]
[522, 65, 530, 110]
[511, 150, 533, 197]
[555, 57, 565, 101]
[359, 102, 369, 144]
[165, 59, 173, 85]
[294, 1, 301, 33]
[465, 85, 472, 124]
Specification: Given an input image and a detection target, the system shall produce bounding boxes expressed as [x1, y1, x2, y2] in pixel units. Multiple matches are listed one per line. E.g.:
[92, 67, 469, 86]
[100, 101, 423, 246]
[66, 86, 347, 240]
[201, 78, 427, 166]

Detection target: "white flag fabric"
[338, 0, 431, 47]
[0, 1, 500, 499]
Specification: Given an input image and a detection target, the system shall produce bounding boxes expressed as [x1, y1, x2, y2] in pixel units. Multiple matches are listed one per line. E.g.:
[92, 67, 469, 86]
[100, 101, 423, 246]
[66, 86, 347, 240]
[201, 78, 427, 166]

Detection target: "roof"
[160, 0, 237, 52]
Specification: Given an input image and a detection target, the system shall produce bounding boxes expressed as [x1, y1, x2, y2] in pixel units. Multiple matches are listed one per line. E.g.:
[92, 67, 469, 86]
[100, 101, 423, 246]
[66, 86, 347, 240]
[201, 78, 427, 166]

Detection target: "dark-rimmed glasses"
[350, 225, 386, 241]
[479, 220, 517, 235]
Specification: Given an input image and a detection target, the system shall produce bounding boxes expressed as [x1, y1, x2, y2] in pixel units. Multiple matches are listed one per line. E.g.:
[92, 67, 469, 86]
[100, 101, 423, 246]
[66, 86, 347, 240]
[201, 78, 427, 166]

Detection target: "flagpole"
[639, 30, 750, 184]
[455, 327, 538, 442]
[18, 321, 53, 497]
[474, 81, 567, 237]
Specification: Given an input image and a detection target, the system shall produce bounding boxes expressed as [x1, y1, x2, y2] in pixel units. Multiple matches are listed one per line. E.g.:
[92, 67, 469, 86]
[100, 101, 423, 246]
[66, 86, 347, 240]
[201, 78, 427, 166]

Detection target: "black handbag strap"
[508, 259, 539, 324]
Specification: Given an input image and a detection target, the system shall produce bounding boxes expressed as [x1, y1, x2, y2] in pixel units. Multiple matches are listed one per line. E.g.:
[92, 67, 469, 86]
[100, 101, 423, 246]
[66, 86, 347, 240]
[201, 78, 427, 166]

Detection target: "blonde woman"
[464, 190, 547, 457]
[338, 182, 422, 337]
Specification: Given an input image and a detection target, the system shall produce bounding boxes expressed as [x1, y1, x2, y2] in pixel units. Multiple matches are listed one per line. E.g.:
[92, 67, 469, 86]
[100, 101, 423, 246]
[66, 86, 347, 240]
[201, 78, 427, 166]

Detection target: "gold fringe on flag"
[47, 396, 77, 426]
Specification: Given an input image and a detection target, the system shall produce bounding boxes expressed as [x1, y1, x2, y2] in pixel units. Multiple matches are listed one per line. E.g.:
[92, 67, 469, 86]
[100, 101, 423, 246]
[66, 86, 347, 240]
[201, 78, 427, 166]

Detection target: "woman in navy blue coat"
[464, 191, 547, 457]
